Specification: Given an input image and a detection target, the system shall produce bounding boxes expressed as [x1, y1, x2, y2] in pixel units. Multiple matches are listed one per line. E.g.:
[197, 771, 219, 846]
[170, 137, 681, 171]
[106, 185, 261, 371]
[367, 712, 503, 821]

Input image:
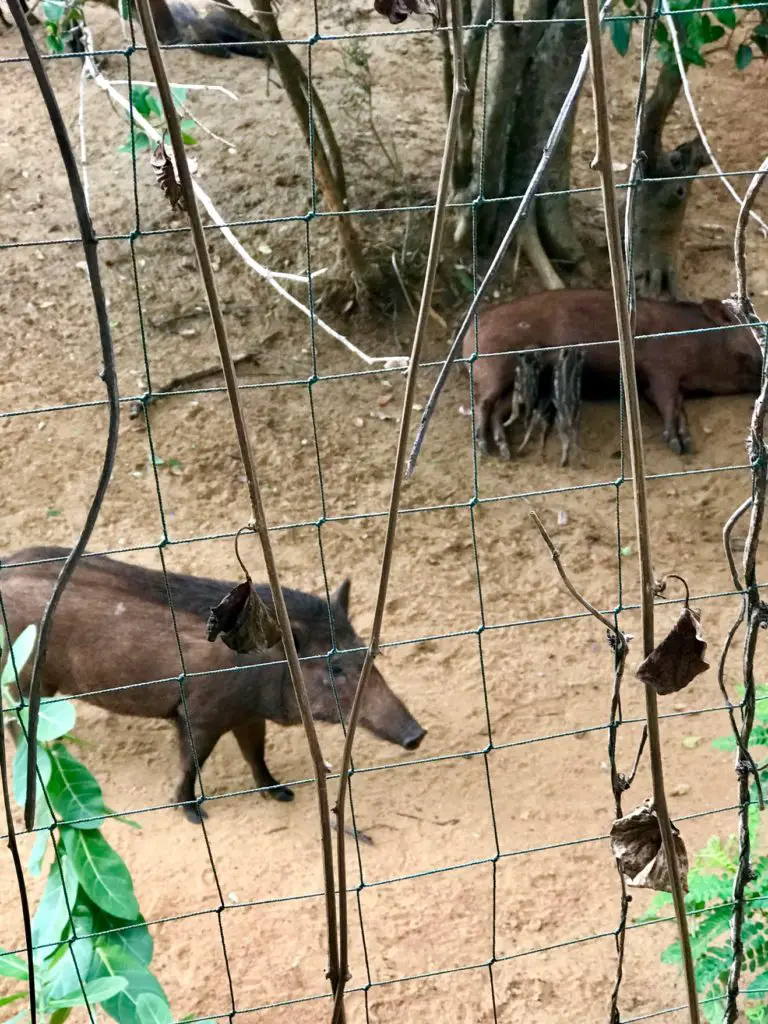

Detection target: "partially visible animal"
[464, 289, 761, 459]
[150, 0, 268, 58]
[1, 548, 426, 823]
[85, 0, 270, 59]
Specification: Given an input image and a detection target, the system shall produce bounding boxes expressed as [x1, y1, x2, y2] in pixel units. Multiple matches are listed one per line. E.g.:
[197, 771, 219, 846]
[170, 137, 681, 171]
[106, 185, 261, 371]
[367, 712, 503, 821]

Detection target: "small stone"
[670, 783, 691, 797]
[353, 417, 364, 428]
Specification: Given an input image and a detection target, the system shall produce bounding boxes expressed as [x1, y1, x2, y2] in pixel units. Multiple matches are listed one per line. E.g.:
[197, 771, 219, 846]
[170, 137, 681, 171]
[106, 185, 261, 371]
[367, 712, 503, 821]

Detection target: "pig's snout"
[401, 724, 427, 751]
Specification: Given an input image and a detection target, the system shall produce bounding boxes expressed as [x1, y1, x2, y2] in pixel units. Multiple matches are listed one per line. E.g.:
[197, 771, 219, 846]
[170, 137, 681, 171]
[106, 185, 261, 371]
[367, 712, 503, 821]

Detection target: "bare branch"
[8, 2, 121, 851]
[582, 0, 699, 1020]
[330, 3, 469, 1019]
[132, 0, 343, 1005]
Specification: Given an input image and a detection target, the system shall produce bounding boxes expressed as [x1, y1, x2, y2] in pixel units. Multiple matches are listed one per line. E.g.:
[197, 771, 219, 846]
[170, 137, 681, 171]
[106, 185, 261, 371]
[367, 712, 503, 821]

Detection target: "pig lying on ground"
[464, 289, 761, 460]
[0, 547, 426, 822]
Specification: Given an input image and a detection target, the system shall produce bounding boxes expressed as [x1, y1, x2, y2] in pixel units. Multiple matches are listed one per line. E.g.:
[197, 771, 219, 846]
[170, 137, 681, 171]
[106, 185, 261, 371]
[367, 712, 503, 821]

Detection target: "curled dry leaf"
[373, 0, 442, 26]
[610, 799, 689, 894]
[151, 142, 186, 213]
[635, 606, 708, 695]
[206, 581, 281, 654]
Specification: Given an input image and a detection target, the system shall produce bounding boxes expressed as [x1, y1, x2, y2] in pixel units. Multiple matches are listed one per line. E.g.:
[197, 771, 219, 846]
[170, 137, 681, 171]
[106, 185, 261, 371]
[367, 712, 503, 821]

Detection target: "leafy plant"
[0, 625, 195, 1024]
[118, 85, 198, 154]
[608, 0, 768, 70]
[638, 688, 768, 1023]
[41, 0, 84, 55]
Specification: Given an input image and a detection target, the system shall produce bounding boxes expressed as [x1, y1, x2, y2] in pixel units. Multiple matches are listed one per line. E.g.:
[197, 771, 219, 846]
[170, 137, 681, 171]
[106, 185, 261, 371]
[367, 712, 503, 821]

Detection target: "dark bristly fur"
[0, 547, 425, 823]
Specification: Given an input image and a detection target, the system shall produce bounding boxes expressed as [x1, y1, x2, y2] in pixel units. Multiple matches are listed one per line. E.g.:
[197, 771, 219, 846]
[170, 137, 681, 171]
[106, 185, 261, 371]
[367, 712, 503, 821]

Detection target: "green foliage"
[607, 0, 767, 72]
[118, 86, 198, 154]
[0, 625, 196, 1024]
[639, 688, 768, 1021]
[41, 0, 84, 55]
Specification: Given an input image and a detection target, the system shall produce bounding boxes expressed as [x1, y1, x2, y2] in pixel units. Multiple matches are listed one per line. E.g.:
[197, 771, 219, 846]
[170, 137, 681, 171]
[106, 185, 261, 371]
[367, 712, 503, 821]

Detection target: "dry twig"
[330, 3, 468, 1020]
[719, 154, 768, 1024]
[132, 0, 343, 1004]
[582, 0, 699, 1019]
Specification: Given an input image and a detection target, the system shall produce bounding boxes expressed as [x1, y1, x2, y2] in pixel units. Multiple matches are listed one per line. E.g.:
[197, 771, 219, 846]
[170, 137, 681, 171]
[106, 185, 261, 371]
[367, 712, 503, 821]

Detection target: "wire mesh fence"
[0, 0, 767, 1022]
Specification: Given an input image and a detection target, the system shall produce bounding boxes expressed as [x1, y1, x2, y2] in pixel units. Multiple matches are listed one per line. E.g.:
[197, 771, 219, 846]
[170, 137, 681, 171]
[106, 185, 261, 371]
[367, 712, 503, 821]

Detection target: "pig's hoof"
[682, 437, 695, 455]
[271, 785, 294, 802]
[182, 801, 207, 824]
[667, 435, 683, 456]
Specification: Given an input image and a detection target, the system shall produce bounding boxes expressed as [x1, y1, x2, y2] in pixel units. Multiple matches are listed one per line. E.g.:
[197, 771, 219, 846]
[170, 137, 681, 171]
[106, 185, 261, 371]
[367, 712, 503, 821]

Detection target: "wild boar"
[464, 289, 761, 458]
[0, 547, 426, 822]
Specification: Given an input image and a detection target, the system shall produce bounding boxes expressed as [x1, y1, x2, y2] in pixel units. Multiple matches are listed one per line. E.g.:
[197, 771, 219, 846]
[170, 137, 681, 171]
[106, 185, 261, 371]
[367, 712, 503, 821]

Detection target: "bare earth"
[1, 3, 768, 1022]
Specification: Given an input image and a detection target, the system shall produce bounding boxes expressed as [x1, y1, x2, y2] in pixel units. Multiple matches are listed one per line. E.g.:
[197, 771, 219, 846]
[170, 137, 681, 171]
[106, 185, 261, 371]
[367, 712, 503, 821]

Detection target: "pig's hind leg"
[234, 719, 294, 802]
[647, 380, 687, 455]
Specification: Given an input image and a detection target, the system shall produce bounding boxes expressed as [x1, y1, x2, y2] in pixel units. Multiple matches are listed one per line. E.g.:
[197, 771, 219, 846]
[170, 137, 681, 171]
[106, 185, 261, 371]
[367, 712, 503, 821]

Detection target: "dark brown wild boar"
[0, 547, 426, 823]
[464, 289, 761, 459]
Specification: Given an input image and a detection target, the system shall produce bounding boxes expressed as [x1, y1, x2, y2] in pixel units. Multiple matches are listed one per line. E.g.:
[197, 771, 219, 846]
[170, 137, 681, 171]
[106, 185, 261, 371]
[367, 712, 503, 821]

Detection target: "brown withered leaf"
[373, 0, 442, 26]
[151, 142, 186, 213]
[206, 581, 281, 654]
[610, 799, 689, 894]
[635, 606, 708, 695]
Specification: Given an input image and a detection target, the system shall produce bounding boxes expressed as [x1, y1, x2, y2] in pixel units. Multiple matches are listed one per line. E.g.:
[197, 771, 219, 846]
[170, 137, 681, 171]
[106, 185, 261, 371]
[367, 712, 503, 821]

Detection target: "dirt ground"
[1, 3, 768, 1022]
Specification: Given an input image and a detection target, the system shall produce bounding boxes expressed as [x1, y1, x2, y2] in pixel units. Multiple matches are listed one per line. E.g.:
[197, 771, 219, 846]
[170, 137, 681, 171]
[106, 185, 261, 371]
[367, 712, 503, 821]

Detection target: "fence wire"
[0, 0, 767, 1022]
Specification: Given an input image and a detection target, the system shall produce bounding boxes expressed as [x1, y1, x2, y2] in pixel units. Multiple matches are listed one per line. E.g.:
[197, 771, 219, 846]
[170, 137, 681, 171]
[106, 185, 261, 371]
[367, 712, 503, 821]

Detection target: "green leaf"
[1, 624, 37, 688]
[48, 744, 107, 829]
[735, 43, 753, 69]
[47, 975, 128, 1009]
[181, 132, 198, 146]
[681, 43, 707, 66]
[711, 0, 737, 28]
[45, 905, 95, 999]
[130, 86, 153, 119]
[754, 22, 768, 37]
[0, 993, 26, 1007]
[13, 737, 51, 809]
[28, 800, 53, 876]
[63, 830, 140, 921]
[32, 854, 79, 954]
[654, 21, 669, 43]
[145, 92, 163, 118]
[91, 909, 152, 967]
[18, 697, 76, 742]
[0, 949, 29, 981]
[49, 1010, 71, 1024]
[41, 0, 62, 23]
[454, 267, 475, 294]
[610, 16, 632, 55]
[171, 86, 188, 106]
[135, 993, 174, 1022]
[89, 946, 168, 1024]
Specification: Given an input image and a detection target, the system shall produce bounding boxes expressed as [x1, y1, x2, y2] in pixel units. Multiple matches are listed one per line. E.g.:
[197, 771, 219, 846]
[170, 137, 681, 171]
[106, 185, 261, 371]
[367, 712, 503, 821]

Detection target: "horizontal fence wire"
[1, 0, 767, 1021]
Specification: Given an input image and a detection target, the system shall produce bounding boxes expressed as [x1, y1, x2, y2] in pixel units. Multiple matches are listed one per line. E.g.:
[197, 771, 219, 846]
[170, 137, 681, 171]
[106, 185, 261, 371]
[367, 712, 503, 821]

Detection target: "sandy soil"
[1, 3, 768, 1022]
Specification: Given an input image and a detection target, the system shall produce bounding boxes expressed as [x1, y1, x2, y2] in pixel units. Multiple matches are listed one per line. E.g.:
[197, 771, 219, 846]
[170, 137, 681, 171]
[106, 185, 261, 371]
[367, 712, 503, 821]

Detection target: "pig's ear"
[331, 578, 351, 615]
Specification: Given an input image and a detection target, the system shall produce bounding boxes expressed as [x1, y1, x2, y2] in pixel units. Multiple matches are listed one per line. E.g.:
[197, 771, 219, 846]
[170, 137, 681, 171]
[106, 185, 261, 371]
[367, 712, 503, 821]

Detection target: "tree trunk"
[451, 0, 492, 196]
[485, 0, 585, 268]
[531, 0, 586, 266]
[250, 0, 371, 287]
[631, 62, 711, 298]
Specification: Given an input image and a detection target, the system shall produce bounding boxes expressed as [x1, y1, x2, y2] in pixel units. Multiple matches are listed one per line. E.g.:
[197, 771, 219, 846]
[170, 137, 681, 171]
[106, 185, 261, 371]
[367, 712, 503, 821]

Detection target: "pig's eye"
[329, 664, 345, 683]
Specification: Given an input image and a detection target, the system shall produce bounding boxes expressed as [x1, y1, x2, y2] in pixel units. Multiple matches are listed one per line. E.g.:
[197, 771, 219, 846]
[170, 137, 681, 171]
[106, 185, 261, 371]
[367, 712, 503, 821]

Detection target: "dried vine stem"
[529, 510, 638, 1023]
[582, 0, 699, 1020]
[8, 0, 121, 844]
[720, 154, 768, 1024]
[329, 4, 469, 1020]
[131, 0, 342, 1001]
[405, 0, 611, 479]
